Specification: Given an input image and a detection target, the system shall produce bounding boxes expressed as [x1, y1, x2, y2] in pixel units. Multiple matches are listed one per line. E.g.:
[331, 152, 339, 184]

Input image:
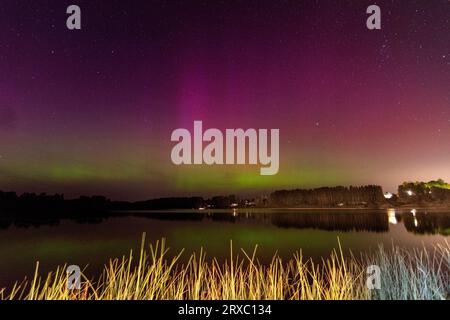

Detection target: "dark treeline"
[0, 192, 243, 212]
[0, 191, 241, 229]
[115, 197, 204, 210]
[397, 180, 450, 205]
[270, 185, 385, 208]
[0, 191, 114, 229]
[0, 191, 111, 216]
[117, 195, 241, 210]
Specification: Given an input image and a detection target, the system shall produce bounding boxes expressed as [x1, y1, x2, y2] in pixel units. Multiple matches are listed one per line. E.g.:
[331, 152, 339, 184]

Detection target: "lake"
[0, 208, 449, 287]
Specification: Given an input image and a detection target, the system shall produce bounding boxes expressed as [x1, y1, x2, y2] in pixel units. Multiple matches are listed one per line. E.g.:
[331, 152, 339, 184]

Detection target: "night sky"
[0, 0, 449, 200]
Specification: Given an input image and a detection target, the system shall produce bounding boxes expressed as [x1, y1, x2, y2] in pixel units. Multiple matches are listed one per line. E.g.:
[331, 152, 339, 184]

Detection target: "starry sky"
[0, 0, 449, 200]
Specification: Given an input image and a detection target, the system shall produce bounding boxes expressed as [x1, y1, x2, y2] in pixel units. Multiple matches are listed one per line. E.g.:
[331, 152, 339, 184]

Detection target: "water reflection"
[271, 212, 389, 232]
[403, 211, 450, 236]
[388, 208, 397, 225]
[1, 209, 450, 236]
[139, 209, 450, 235]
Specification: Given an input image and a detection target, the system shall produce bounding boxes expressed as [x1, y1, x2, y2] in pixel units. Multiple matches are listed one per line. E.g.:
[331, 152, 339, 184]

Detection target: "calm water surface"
[0, 208, 449, 286]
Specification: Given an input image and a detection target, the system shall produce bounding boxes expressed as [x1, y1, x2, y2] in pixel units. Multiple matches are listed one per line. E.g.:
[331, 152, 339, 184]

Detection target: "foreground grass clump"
[1, 235, 449, 300]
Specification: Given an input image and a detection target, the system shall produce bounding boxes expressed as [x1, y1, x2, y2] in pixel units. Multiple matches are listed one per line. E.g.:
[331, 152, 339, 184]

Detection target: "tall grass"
[1, 235, 449, 300]
[367, 244, 450, 300]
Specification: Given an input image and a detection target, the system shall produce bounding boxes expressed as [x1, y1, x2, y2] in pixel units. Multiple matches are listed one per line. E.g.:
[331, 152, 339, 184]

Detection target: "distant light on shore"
[384, 192, 394, 199]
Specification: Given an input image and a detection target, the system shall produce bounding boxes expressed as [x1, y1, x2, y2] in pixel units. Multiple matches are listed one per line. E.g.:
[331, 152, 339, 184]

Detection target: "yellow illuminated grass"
[1, 235, 449, 300]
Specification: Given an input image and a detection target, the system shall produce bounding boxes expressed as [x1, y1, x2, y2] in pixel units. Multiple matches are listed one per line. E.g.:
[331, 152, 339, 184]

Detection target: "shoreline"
[113, 206, 450, 213]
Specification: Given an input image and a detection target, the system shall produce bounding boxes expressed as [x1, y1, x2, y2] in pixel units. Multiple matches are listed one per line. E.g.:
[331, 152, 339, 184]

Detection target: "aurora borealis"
[0, 0, 449, 200]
